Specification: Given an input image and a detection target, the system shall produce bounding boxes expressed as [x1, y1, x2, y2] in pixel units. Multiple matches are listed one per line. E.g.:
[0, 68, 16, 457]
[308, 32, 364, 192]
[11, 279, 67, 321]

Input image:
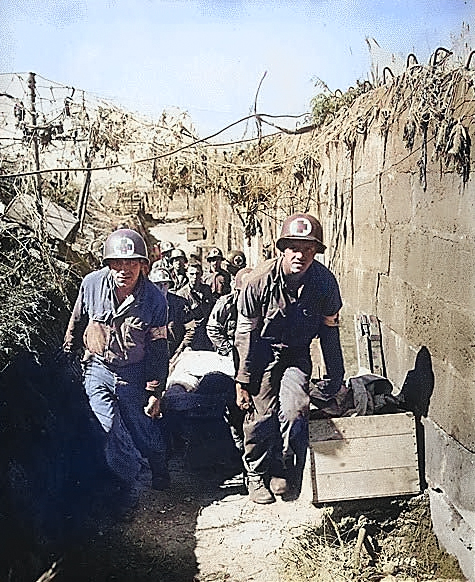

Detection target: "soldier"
[63, 229, 170, 494]
[224, 250, 247, 279]
[154, 241, 175, 271]
[203, 247, 231, 299]
[234, 213, 346, 504]
[148, 267, 195, 359]
[206, 267, 253, 457]
[177, 261, 215, 351]
[168, 248, 189, 292]
[206, 267, 253, 361]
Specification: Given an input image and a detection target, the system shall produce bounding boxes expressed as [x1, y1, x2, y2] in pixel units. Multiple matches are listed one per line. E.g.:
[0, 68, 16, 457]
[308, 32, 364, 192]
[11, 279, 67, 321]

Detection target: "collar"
[107, 272, 145, 313]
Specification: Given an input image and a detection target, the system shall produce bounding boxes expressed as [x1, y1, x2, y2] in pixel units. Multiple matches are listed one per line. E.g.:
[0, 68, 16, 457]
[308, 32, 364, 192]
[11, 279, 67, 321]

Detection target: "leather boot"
[247, 476, 275, 504]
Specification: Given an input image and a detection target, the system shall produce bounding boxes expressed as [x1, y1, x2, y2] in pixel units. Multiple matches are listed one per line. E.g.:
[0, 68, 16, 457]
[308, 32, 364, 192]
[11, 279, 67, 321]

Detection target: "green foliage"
[0, 224, 80, 370]
[310, 79, 367, 128]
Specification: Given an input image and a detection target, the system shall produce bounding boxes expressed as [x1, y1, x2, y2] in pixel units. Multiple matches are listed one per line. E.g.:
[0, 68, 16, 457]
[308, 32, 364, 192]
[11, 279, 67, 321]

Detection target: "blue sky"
[1, 0, 473, 139]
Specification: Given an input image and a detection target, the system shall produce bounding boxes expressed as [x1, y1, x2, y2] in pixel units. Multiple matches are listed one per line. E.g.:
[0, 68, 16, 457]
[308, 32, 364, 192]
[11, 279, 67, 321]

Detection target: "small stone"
[382, 561, 396, 574]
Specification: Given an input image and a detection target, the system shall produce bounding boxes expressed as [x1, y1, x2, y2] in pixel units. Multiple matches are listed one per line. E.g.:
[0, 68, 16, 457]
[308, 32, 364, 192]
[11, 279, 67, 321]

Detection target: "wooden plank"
[368, 314, 381, 341]
[309, 412, 416, 442]
[313, 465, 420, 502]
[312, 432, 418, 473]
[5, 193, 78, 241]
[299, 447, 318, 504]
[309, 412, 420, 502]
[187, 225, 206, 241]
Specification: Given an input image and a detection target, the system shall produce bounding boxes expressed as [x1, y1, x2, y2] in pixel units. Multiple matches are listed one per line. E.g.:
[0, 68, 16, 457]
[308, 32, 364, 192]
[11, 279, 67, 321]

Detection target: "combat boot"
[247, 475, 275, 504]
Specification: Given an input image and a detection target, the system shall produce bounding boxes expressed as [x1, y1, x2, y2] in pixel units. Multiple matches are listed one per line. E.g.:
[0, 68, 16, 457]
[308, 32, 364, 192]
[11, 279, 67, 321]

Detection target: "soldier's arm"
[206, 300, 233, 355]
[63, 284, 88, 353]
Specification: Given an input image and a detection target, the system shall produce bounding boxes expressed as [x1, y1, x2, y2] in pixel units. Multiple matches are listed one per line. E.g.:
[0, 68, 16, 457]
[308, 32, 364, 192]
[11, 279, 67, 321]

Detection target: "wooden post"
[77, 156, 92, 234]
[27, 72, 44, 236]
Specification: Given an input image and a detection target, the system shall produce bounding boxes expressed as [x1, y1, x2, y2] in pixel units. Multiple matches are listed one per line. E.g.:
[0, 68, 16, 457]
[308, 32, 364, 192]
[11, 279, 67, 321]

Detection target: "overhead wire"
[0, 72, 318, 186]
[0, 111, 310, 179]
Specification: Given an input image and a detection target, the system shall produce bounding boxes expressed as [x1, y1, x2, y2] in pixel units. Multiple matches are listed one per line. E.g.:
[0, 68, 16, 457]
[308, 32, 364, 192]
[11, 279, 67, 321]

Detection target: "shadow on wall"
[398, 346, 435, 490]
[398, 346, 435, 418]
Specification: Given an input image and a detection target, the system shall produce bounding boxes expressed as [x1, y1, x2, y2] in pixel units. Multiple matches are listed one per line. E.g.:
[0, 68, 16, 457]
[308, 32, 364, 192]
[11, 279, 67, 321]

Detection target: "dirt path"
[62, 215, 340, 582]
[70, 452, 323, 582]
[192, 473, 322, 581]
[149, 212, 200, 259]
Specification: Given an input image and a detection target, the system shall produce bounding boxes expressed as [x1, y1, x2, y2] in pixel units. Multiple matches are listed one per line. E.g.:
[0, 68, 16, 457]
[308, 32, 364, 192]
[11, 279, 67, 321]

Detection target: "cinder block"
[429, 488, 475, 582]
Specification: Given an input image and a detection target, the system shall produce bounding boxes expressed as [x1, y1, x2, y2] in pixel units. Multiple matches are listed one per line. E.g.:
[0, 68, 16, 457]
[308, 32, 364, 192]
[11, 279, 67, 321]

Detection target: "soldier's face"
[108, 258, 142, 293]
[172, 258, 186, 272]
[187, 266, 202, 288]
[281, 240, 318, 275]
[208, 257, 221, 270]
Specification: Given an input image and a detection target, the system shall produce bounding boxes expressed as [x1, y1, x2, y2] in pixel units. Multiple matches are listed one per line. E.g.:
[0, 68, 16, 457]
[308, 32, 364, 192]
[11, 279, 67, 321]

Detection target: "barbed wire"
[0, 72, 312, 179]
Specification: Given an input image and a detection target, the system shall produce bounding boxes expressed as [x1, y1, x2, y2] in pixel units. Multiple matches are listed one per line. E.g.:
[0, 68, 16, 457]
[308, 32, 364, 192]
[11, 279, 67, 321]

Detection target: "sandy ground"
[149, 212, 202, 259]
[82, 452, 325, 582]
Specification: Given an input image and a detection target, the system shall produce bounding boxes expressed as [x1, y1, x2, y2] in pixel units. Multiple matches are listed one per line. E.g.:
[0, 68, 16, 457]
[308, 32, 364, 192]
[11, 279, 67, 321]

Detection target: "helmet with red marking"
[276, 213, 325, 253]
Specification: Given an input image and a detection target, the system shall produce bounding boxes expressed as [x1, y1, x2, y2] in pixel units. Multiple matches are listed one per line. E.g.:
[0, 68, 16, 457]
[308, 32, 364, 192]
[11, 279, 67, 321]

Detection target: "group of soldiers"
[63, 212, 346, 505]
[147, 242, 248, 357]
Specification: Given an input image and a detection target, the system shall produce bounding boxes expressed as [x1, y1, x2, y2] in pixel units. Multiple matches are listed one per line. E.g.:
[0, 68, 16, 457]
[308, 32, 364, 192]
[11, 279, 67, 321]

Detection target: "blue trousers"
[243, 346, 311, 478]
[83, 357, 168, 493]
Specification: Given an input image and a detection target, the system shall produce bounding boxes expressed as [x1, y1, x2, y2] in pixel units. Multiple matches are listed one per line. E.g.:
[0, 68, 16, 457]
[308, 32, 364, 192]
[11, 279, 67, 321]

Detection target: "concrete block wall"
[311, 80, 475, 579]
[206, 71, 475, 579]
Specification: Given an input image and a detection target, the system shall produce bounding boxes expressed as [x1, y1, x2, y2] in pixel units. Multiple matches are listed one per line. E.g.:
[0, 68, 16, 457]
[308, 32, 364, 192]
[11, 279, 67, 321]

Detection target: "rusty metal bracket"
[354, 314, 387, 376]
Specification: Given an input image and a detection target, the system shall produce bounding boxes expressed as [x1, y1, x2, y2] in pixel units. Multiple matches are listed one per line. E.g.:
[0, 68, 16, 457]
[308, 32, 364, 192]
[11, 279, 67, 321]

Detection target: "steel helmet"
[170, 248, 187, 260]
[227, 250, 246, 269]
[160, 241, 175, 254]
[103, 229, 149, 263]
[276, 213, 326, 253]
[149, 267, 172, 284]
[206, 247, 224, 261]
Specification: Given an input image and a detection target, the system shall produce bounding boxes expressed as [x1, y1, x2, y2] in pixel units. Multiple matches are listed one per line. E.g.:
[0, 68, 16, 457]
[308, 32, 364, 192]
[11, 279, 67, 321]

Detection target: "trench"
[0, 215, 465, 582]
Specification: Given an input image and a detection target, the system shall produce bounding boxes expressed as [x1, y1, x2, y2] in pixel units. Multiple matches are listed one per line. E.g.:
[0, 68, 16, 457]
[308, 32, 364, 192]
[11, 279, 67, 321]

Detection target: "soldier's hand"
[236, 382, 252, 411]
[144, 395, 162, 419]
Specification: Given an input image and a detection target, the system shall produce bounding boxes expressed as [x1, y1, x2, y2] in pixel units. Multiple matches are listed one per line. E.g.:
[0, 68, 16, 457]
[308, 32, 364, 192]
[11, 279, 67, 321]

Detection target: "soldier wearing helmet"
[176, 261, 215, 351]
[154, 240, 175, 271]
[234, 213, 345, 504]
[224, 250, 247, 278]
[168, 248, 189, 292]
[149, 266, 195, 358]
[63, 228, 171, 494]
[203, 247, 232, 299]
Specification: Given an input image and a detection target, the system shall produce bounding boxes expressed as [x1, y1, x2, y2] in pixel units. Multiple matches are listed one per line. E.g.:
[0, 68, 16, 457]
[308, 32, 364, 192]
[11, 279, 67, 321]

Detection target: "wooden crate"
[308, 412, 420, 503]
[186, 225, 206, 241]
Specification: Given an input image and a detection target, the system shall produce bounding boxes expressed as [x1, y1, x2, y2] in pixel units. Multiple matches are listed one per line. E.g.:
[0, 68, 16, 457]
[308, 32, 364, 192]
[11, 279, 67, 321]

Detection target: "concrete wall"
[205, 68, 475, 579]
[311, 77, 475, 580]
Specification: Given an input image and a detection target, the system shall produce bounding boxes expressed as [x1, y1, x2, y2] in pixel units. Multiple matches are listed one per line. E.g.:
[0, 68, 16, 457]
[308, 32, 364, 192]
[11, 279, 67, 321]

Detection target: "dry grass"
[280, 492, 465, 582]
[0, 222, 80, 370]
